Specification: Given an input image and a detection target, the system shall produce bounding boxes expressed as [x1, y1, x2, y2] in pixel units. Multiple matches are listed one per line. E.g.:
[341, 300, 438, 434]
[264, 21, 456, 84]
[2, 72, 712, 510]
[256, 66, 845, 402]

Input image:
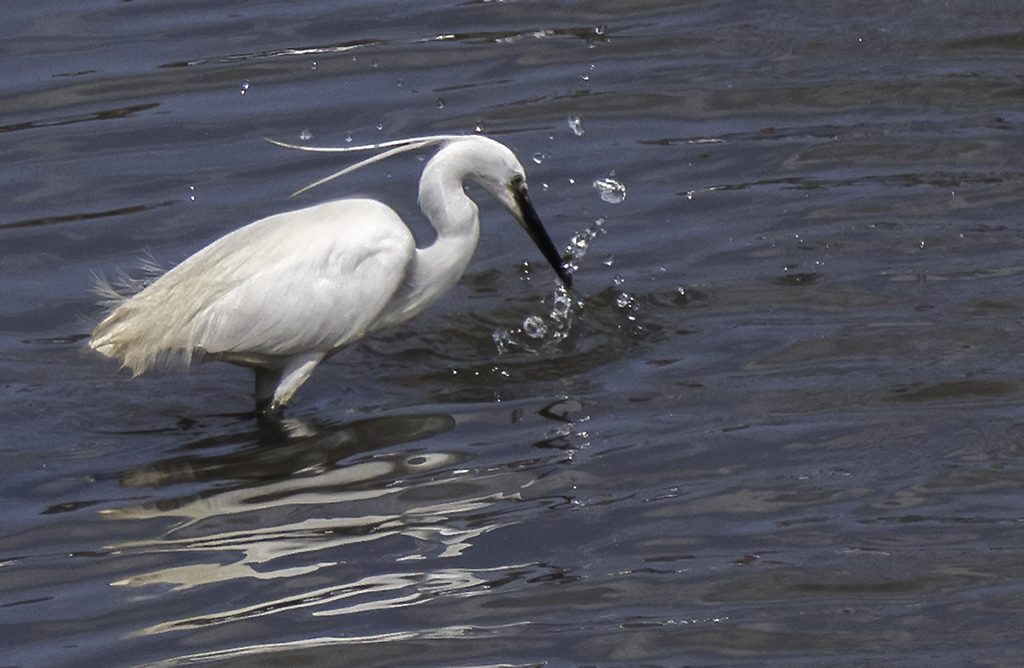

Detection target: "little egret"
[91, 135, 572, 415]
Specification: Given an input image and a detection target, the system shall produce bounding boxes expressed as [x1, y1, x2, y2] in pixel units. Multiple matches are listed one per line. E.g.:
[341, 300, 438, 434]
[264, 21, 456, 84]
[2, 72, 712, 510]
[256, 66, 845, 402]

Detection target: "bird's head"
[441, 136, 573, 288]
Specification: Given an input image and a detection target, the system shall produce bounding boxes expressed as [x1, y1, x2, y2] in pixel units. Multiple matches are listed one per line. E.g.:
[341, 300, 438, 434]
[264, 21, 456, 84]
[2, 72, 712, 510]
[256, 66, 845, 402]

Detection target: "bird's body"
[91, 135, 571, 414]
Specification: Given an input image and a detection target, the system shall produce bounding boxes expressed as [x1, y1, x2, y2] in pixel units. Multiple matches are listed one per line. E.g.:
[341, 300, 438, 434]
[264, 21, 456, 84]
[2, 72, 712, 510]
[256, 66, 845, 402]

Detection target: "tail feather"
[90, 257, 184, 374]
[91, 255, 165, 313]
[91, 307, 195, 375]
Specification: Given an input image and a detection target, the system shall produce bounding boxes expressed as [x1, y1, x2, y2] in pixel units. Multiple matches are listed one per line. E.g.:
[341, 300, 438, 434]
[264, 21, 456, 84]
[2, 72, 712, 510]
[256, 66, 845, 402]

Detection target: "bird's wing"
[185, 200, 416, 360]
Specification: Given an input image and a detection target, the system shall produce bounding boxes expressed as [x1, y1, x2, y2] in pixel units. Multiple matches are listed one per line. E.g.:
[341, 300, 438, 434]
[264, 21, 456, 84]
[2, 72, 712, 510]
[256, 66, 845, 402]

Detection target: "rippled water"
[4, 1, 1024, 666]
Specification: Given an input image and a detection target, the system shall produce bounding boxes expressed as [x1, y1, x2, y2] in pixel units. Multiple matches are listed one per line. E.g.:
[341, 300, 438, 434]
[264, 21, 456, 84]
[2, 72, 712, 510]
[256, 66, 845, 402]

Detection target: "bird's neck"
[375, 165, 481, 327]
[417, 157, 479, 240]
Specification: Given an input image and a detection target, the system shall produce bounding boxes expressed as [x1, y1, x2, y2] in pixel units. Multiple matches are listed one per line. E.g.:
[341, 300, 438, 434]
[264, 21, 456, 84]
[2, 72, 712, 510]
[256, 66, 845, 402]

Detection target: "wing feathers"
[90, 199, 415, 372]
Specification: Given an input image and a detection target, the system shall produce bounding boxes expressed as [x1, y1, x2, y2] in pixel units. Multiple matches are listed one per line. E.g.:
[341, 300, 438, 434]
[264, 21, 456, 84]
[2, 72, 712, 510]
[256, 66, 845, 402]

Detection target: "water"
[3, 1, 1024, 666]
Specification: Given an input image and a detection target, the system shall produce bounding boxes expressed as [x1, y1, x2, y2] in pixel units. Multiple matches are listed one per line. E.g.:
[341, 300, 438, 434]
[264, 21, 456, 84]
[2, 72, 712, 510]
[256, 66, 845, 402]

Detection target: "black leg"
[254, 366, 281, 413]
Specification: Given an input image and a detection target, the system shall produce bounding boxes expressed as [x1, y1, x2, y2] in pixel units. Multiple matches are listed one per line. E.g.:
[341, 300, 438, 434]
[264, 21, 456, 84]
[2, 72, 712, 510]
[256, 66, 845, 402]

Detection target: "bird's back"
[91, 198, 415, 373]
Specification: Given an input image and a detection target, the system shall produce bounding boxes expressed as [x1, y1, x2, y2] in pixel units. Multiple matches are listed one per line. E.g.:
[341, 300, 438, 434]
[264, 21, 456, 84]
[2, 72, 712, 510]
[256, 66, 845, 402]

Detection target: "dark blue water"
[4, 1, 1024, 666]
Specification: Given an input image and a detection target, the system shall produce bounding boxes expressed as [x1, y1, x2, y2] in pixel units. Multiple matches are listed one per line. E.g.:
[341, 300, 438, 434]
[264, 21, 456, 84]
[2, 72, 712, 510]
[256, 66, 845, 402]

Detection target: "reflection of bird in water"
[115, 412, 458, 489]
[90, 135, 572, 415]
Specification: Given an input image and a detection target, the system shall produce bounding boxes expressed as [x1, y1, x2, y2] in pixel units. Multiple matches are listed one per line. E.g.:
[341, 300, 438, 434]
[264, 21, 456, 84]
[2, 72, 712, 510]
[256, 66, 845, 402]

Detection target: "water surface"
[3, 1, 1024, 666]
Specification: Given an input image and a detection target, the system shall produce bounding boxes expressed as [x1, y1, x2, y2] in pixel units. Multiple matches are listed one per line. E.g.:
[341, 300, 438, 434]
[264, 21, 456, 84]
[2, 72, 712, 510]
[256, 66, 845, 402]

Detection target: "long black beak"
[512, 182, 573, 289]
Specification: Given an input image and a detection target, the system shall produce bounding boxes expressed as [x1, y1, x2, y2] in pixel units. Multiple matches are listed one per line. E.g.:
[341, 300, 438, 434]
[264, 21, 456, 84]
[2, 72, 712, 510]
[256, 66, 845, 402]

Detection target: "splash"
[566, 218, 605, 272]
[593, 177, 626, 204]
[492, 219, 606, 354]
[522, 315, 547, 339]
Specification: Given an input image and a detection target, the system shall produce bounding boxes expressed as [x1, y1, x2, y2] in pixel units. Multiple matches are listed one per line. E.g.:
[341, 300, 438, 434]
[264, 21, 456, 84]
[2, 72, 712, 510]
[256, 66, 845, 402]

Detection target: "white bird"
[91, 135, 573, 413]
[90, 134, 572, 415]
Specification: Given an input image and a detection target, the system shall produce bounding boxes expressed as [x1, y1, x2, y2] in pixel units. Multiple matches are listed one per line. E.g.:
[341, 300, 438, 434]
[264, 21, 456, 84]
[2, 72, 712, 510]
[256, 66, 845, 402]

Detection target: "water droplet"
[603, 255, 615, 266]
[595, 25, 607, 36]
[396, 78, 404, 87]
[375, 122, 384, 131]
[551, 290, 572, 322]
[475, 124, 485, 133]
[687, 190, 694, 200]
[565, 224, 600, 272]
[492, 328, 513, 354]
[299, 129, 313, 141]
[311, 61, 317, 70]
[593, 177, 626, 204]
[345, 133, 353, 143]
[239, 80, 250, 95]
[188, 185, 195, 202]
[613, 274, 625, 286]
[533, 152, 544, 164]
[436, 98, 445, 109]
[568, 115, 584, 136]
[615, 292, 632, 308]
[371, 59, 379, 68]
[523, 315, 547, 339]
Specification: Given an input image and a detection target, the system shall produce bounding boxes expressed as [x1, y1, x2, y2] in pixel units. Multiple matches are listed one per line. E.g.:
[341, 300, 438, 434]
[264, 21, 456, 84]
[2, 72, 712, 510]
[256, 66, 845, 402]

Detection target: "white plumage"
[91, 135, 572, 414]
